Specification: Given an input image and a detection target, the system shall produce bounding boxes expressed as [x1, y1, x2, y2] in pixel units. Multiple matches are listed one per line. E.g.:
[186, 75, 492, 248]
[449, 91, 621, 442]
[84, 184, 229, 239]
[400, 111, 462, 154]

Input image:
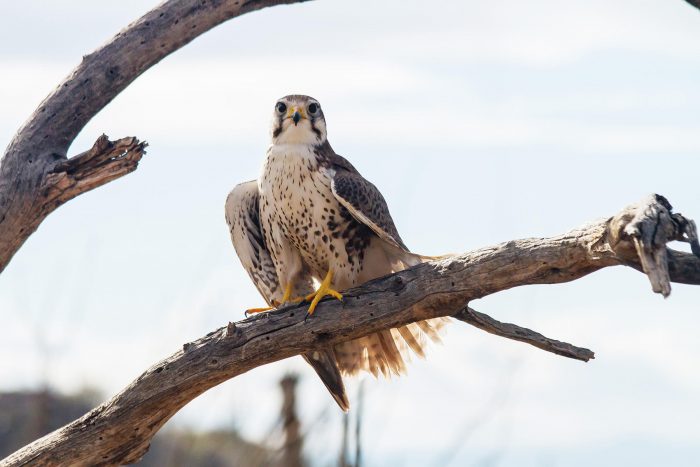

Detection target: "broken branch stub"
[608, 194, 700, 297]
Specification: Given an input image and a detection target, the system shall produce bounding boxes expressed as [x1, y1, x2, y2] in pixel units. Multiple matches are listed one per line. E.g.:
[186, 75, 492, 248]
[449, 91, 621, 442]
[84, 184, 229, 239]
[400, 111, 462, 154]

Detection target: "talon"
[305, 270, 343, 317]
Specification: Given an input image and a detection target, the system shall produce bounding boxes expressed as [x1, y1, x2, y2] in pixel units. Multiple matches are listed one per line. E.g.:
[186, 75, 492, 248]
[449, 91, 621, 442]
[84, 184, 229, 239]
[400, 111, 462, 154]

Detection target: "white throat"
[275, 124, 319, 145]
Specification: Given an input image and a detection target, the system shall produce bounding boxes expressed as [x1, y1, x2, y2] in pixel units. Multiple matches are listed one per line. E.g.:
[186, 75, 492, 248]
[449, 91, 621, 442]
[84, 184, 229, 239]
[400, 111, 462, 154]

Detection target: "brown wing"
[323, 151, 450, 377]
[328, 155, 409, 251]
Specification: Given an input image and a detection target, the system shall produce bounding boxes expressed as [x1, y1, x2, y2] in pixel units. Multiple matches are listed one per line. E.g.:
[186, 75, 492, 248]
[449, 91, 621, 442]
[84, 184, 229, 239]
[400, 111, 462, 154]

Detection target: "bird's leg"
[281, 283, 305, 304]
[246, 283, 306, 316]
[305, 270, 343, 316]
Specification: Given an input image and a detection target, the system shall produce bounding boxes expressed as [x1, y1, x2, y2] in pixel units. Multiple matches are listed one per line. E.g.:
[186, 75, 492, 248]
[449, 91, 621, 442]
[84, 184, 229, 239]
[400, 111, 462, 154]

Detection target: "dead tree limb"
[685, 0, 700, 11]
[453, 307, 595, 362]
[3, 194, 698, 466]
[0, 0, 310, 274]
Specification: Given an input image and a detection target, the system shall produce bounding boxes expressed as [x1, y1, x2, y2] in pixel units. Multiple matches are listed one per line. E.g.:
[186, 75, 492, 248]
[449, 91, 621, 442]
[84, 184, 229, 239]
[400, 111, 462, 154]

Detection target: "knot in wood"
[311, 330, 333, 344]
[388, 275, 406, 294]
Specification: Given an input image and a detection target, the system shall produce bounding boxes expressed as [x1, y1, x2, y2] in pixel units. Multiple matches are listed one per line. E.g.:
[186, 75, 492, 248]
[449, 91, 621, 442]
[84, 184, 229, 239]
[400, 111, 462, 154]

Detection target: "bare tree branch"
[3, 194, 698, 466]
[685, 0, 700, 11]
[0, 0, 311, 273]
[30, 134, 146, 229]
[453, 307, 595, 362]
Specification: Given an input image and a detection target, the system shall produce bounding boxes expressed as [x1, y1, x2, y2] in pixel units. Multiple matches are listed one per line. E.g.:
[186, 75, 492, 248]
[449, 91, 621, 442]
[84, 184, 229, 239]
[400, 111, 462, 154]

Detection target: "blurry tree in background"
[0, 389, 98, 459]
[0, 376, 367, 466]
[280, 375, 304, 467]
[0, 387, 276, 466]
[0, 378, 301, 467]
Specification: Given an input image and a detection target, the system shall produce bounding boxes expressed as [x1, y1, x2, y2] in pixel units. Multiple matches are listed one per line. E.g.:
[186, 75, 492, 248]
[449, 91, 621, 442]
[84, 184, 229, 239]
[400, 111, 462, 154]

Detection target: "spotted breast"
[258, 143, 376, 291]
[228, 95, 449, 411]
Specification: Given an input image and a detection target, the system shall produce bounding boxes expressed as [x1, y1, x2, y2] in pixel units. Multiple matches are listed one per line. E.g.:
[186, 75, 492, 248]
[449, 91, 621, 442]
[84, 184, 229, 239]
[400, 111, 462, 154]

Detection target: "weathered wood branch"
[48, 135, 146, 202]
[1, 134, 147, 256]
[0, 0, 310, 274]
[685, 0, 700, 11]
[3, 194, 698, 466]
[453, 307, 595, 362]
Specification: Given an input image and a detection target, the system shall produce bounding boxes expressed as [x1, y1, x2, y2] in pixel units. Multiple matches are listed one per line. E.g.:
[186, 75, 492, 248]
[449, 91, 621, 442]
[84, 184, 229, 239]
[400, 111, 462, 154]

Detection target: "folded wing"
[225, 180, 350, 411]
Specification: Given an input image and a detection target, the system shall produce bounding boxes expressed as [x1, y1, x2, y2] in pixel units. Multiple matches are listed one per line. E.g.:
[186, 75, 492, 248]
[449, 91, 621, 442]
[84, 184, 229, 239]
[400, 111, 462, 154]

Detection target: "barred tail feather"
[333, 317, 449, 377]
[331, 245, 452, 379]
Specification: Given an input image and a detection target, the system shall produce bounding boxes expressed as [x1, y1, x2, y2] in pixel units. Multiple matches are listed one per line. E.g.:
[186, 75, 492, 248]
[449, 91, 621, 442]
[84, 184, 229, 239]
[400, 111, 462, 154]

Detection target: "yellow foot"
[246, 282, 307, 317]
[281, 283, 306, 305]
[305, 270, 343, 316]
[245, 298, 284, 316]
[245, 306, 275, 317]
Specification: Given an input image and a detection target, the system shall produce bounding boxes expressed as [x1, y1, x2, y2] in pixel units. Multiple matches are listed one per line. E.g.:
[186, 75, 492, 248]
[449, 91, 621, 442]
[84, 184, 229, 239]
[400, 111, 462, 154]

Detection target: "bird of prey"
[225, 95, 448, 411]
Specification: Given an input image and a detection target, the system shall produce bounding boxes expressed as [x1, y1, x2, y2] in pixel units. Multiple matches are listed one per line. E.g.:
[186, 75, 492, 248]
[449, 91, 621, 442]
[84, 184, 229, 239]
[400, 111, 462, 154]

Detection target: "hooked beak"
[292, 111, 301, 125]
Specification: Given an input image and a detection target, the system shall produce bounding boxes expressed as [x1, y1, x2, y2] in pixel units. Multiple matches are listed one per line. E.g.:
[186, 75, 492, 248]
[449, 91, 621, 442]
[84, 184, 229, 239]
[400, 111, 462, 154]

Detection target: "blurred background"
[1, 1, 699, 465]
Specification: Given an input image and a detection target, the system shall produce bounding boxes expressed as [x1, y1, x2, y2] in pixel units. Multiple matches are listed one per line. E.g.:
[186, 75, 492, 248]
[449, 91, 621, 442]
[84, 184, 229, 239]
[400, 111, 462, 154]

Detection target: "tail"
[403, 251, 455, 267]
[334, 319, 449, 378]
[416, 253, 455, 262]
[332, 245, 452, 378]
[302, 349, 350, 412]
[312, 247, 453, 386]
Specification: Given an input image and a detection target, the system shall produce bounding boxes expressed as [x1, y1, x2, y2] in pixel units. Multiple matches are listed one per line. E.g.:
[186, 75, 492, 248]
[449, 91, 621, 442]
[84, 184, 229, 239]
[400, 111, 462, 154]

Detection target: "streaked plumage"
[226, 95, 448, 410]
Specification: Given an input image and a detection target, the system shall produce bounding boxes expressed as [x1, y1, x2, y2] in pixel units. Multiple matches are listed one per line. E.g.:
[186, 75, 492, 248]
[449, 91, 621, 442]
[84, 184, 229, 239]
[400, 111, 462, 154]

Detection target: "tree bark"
[0, 0, 310, 274]
[2, 194, 698, 466]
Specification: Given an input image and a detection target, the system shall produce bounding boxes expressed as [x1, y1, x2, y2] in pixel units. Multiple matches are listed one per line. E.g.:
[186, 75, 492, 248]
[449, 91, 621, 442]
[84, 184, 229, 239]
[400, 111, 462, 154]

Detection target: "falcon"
[225, 95, 448, 411]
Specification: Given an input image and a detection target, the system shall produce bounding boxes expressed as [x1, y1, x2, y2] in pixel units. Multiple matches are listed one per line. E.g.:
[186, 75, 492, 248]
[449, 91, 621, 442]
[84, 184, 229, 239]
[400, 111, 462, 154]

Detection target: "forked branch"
[0, 0, 309, 273]
[3, 194, 698, 466]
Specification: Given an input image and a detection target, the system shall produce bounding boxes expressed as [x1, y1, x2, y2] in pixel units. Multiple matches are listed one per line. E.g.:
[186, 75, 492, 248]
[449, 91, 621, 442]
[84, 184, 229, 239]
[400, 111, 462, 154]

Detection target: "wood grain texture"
[3, 194, 698, 466]
[0, 0, 311, 273]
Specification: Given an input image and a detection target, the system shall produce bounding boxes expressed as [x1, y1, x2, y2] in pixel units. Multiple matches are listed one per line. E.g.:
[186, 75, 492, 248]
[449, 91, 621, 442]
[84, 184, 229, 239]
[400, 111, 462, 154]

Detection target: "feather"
[302, 349, 349, 412]
[227, 96, 452, 410]
[225, 181, 350, 411]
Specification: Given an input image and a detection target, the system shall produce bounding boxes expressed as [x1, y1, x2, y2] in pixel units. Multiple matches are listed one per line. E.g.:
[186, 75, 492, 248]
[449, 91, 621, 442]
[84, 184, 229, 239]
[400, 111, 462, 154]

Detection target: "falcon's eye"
[308, 103, 319, 115]
[276, 102, 287, 114]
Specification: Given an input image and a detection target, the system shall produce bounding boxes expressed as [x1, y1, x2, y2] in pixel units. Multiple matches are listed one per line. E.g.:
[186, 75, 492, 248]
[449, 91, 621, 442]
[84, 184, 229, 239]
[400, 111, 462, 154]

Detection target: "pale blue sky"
[1, 1, 699, 466]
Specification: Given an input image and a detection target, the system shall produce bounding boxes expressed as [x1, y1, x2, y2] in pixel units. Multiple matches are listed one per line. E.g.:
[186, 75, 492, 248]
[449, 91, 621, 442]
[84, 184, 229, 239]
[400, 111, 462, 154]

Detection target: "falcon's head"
[270, 95, 327, 145]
